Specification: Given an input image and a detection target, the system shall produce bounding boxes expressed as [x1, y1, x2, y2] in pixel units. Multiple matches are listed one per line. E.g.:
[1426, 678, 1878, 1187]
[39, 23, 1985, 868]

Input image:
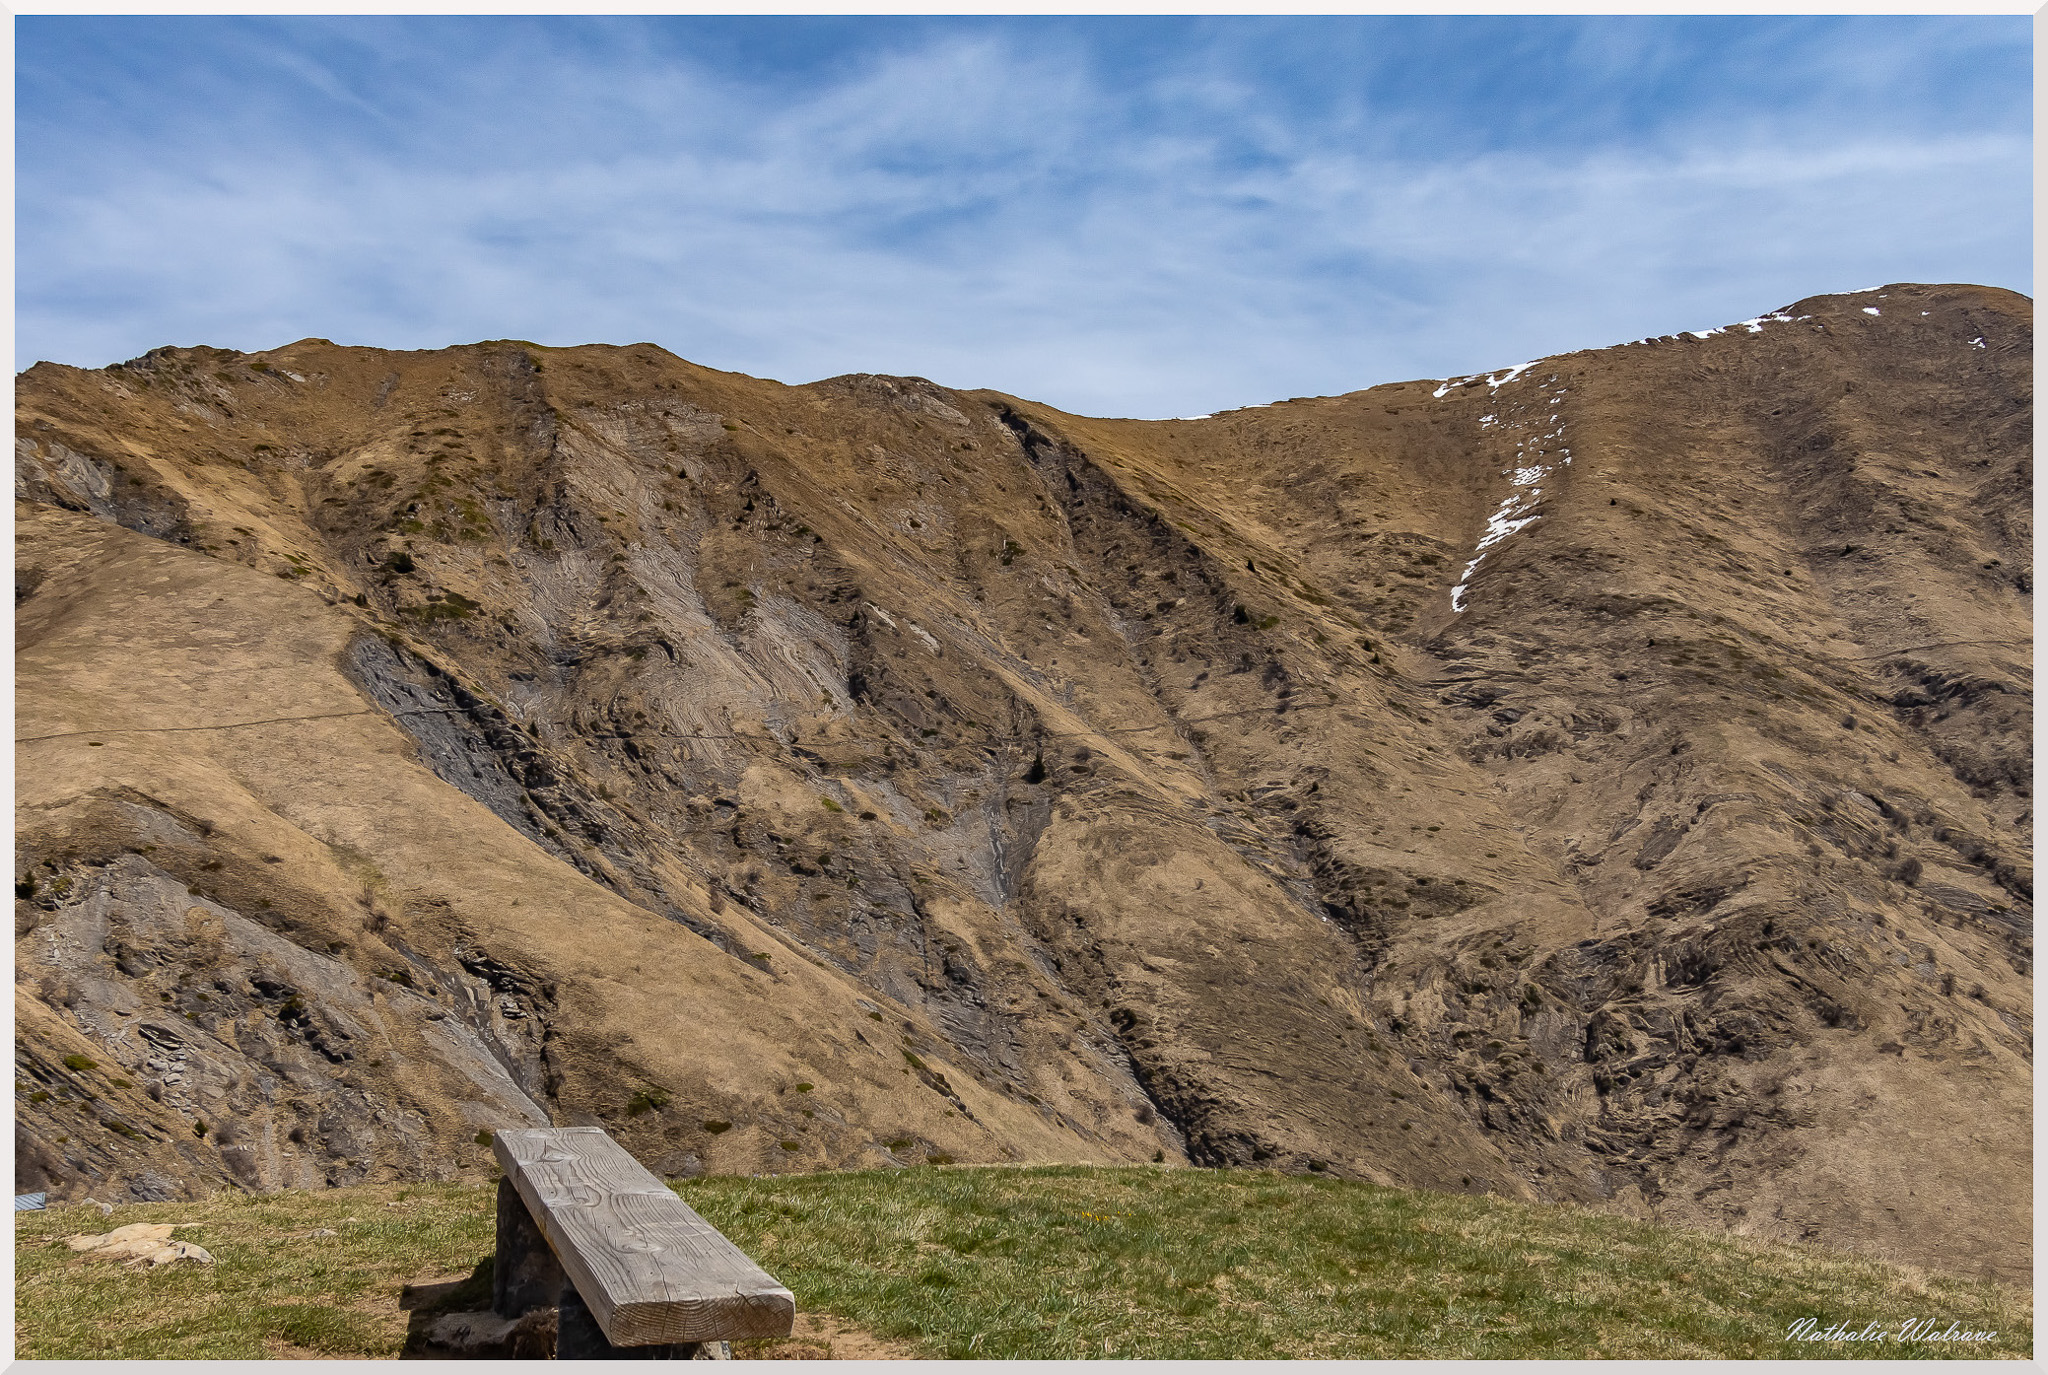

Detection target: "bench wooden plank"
[493, 1127, 795, 1347]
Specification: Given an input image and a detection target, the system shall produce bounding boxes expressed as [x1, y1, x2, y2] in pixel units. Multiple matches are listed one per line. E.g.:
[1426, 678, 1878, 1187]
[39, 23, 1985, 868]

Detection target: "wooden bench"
[491, 1127, 795, 1359]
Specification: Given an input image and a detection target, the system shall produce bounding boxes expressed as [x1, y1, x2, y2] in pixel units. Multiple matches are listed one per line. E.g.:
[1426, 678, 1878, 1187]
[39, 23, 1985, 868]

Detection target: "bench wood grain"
[492, 1127, 795, 1347]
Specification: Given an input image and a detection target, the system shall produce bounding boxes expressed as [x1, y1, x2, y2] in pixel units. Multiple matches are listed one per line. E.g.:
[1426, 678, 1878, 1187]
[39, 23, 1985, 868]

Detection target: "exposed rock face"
[14, 283, 2030, 1280]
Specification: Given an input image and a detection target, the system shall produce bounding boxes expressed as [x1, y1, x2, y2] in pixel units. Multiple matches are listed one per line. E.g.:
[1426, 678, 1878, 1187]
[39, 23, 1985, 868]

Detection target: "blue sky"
[15, 16, 2032, 418]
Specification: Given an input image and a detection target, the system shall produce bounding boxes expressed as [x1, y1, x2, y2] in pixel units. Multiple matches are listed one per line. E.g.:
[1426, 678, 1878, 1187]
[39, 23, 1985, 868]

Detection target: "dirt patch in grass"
[736, 1310, 928, 1359]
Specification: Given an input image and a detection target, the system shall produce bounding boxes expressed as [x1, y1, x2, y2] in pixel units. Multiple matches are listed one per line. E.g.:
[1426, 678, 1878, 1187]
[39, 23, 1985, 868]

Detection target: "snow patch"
[1690, 311, 1804, 337]
[1434, 357, 1547, 400]
[1452, 449, 1558, 612]
[1862, 307, 1881, 317]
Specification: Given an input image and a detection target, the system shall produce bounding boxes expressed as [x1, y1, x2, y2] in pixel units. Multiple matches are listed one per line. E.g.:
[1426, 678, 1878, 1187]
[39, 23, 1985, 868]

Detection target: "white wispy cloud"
[16, 19, 2031, 418]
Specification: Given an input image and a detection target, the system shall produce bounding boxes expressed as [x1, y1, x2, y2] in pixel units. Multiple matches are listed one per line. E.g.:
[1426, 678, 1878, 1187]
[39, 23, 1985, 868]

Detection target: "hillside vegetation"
[14, 1166, 2029, 1360]
[15, 282, 2031, 1282]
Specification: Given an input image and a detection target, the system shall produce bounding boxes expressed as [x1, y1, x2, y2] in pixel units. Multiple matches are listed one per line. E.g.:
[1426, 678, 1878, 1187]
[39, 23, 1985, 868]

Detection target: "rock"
[66, 1221, 176, 1251]
[422, 1307, 556, 1359]
[126, 1171, 182, 1203]
[153, 1240, 214, 1266]
[65, 1222, 211, 1266]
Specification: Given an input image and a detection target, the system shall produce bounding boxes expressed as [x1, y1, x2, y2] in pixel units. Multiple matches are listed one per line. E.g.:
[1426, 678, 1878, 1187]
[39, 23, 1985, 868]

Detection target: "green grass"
[681, 1167, 2028, 1360]
[15, 1181, 497, 1359]
[15, 1167, 2030, 1359]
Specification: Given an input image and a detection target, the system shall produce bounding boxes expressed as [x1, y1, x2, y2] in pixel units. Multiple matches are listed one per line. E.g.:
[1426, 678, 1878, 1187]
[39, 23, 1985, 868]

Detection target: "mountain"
[14, 282, 2030, 1281]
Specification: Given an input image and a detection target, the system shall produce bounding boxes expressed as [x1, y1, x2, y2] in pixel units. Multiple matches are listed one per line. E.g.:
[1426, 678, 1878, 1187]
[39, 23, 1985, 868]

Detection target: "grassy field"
[14, 1165, 2031, 1359]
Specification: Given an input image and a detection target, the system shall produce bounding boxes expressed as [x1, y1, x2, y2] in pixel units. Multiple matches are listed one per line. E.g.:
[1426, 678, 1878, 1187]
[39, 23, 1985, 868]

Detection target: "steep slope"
[14, 282, 2029, 1279]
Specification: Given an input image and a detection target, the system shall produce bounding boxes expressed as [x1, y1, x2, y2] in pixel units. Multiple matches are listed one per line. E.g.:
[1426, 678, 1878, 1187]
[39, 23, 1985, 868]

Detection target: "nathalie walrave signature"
[1785, 1317, 1999, 1345]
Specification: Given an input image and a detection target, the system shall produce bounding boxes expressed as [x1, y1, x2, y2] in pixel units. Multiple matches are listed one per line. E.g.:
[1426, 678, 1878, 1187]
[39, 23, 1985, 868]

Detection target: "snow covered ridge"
[1613, 307, 1827, 349]
[1432, 289, 1925, 401]
[1432, 360, 1543, 400]
[1638, 309, 1818, 346]
[1686, 311, 1807, 338]
[1435, 289, 1959, 615]
[1174, 401, 1273, 421]
[1449, 373, 1572, 613]
[1429, 307, 1820, 400]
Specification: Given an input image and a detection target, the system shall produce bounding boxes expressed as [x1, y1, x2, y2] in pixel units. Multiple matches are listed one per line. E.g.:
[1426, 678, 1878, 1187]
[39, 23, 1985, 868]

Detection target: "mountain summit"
[15, 282, 2030, 1280]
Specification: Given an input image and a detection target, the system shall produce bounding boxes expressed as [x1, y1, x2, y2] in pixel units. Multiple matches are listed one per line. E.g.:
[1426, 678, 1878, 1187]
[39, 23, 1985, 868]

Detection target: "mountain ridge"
[14, 281, 2031, 1281]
